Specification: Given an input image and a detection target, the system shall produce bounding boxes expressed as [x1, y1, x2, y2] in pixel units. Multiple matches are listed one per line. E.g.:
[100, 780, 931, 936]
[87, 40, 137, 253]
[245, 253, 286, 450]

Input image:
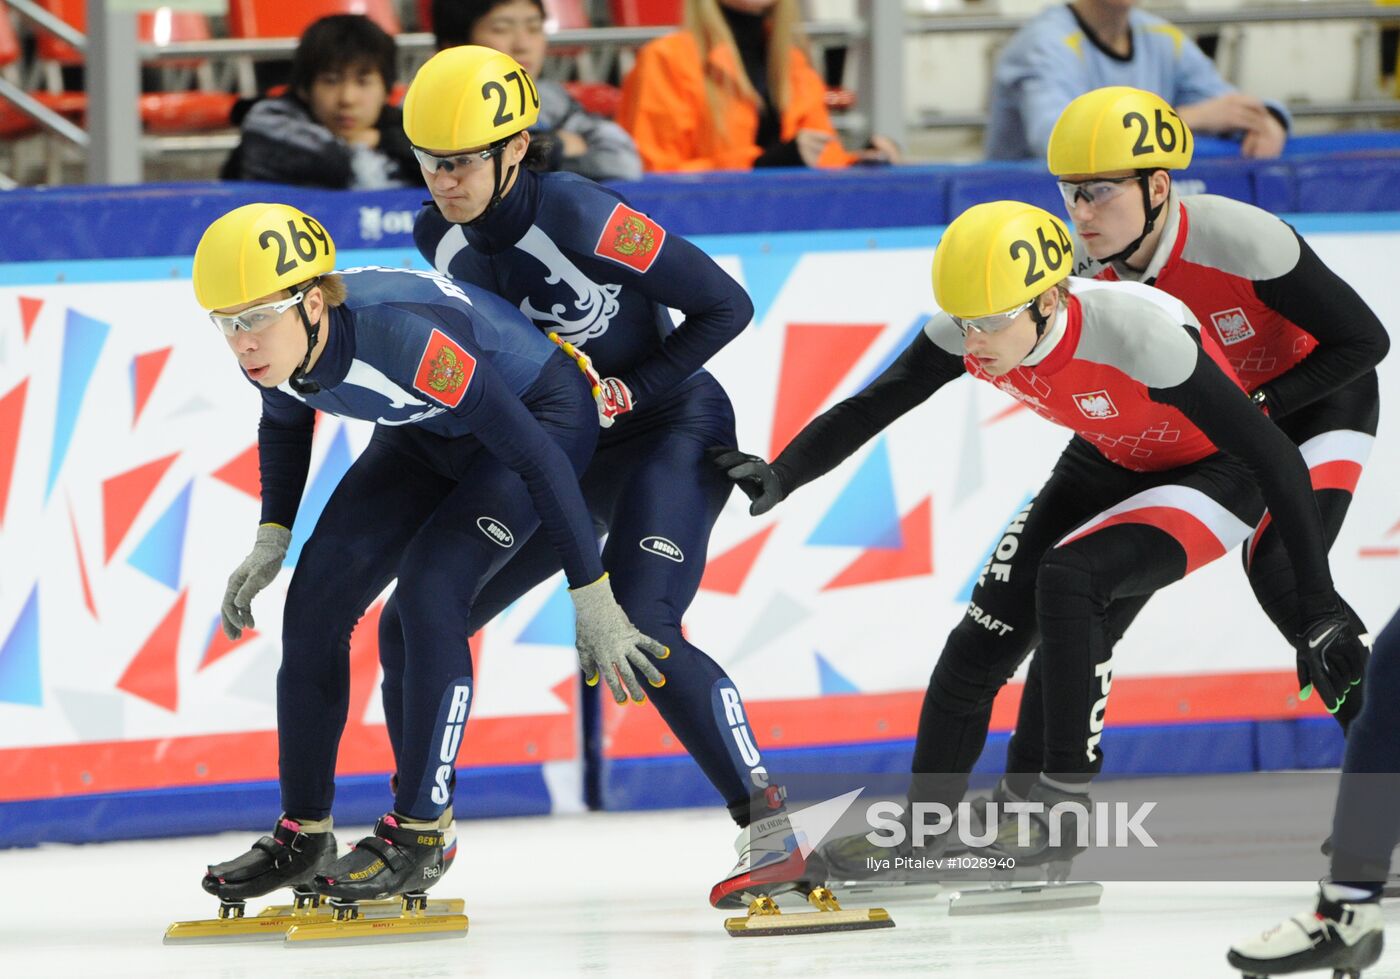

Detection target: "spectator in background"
[985, 0, 1290, 161]
[432, 0, 643, 181]
[616, 0, 899, 172]
[222, 15, 418, 188]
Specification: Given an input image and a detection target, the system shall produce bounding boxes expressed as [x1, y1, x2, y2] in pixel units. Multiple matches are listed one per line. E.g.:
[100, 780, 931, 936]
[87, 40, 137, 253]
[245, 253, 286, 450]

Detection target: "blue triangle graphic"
[739, 248, 802, 329]
[0, 586, 42, 706]
[806, 438, 902, 549]
[515, 580, 575, 646]
[854, 314, 933, 392]
[815, 651, 859, 695]
[46, 310, 111, 499]
[127, 480, 193, 589]
[286, 425, 354, 568]
[955, 493, 1035, 602]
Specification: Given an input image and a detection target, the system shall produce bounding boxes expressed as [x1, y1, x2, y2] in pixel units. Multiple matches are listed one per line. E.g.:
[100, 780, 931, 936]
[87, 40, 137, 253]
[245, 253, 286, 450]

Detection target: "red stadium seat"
[225, 0, 400, 39]
[609, 0, 682, 27]
[563, 80, 622, 119]
[33, 2, 233, 133]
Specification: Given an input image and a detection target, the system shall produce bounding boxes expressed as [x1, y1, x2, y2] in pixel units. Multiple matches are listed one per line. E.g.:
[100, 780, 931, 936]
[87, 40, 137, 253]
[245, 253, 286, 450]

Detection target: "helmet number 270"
[482, 70, 540, 128]
[258, 217, 330, 277]
[1009, 222, 1072, 288]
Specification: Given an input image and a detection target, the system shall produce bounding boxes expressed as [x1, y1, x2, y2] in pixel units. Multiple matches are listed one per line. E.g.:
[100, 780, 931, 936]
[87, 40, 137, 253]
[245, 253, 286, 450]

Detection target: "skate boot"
[945, 778, 1104, 916]
[818, 803, 950, 900]
[164, 815, 338, 943]
[713, 808, 894, 937]
[1228, 887, 1384, 977]
[285, 812, 468, 944]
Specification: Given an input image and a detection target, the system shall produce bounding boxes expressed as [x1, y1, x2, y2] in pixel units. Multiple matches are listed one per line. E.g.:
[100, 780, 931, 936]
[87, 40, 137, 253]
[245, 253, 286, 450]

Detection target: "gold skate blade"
[259, 897, 465, 918]
[947, 881, 1103, 916]
[284, 912, 469, 945]
[163, 912, 307, 944]
[724, 907, 894, 937]
[724, 892, 893, 937]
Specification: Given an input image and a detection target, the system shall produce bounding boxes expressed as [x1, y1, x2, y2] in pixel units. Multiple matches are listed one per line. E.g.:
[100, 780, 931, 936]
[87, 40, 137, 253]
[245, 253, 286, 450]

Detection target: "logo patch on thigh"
[640, 536, 684, 562]
[477, 516, 514, 547]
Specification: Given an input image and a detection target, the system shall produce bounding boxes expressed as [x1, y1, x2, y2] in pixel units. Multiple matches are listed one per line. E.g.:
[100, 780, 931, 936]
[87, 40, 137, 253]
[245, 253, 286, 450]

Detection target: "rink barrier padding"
[1, 138, 1399, 262]
[0, 764, 554, 848]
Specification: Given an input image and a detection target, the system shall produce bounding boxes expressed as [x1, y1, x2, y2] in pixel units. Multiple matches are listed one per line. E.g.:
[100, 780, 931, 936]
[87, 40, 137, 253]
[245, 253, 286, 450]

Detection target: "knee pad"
[927, 621, 1027, 717]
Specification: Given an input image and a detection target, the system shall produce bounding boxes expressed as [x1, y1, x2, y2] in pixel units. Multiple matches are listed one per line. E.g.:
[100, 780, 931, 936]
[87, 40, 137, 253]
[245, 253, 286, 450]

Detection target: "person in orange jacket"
[617, 0, 899, 172]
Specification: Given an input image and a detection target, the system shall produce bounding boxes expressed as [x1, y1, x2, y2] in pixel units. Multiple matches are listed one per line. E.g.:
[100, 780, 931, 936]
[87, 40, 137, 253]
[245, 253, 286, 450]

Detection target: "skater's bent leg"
[1331, 605, 1400, 893]
[277, 444, 449, 820]
[602, 429, 763, 820]
[389, 458, 549, 822]
[1004, 595, 1150, 797]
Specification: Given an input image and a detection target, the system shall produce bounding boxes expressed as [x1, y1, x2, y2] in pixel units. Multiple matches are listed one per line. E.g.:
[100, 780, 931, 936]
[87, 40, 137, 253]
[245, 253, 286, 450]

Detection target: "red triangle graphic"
[132, 347, 173, 428]
[68, 500, 97, 619]
[1387, 516, 1400, 538]
[211, 443, 261, 500]
[0, 379, 28, 530]
[550, 675, 577, 710]
[117, 589, 187, 712]
[18, 296, 42, 342]
[769, 323, 883, 458]
[700, 525, 777, 595]
[102, 452, 179, 562]
[823, 497, 934, 591]
[200, 624, 258, 670]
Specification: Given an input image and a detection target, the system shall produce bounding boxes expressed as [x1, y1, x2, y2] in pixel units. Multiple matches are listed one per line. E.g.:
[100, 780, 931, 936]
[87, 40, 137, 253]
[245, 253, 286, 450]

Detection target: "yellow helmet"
[932, 201, 1074, 319]
[1047, 86, 1193, 176]
[403, 45, 541, 151]
[193, 203, 335, 311]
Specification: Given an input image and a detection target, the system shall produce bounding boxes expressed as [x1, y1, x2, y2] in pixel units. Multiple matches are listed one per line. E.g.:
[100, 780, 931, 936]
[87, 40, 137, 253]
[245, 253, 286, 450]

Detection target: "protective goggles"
[952, 299, 1034, 336]
[1057, 175, 1138, 209]
[412, 142, 508, 175]
[209, 291, 304, 337]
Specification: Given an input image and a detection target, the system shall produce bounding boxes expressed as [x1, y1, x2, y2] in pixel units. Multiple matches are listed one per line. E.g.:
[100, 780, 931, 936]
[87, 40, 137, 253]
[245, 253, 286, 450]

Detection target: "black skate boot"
[314, 813, 447, 911]
[165, 815, 338, 943]
[281, 813, 468, 944]
[201, 815, 337, 913]
[1228, 887, 1384, 978]
[945, 778, 1103, 916]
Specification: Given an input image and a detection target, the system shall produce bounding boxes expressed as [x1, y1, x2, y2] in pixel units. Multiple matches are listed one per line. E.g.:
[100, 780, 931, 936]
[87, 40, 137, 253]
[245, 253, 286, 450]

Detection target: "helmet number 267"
[1123, 108, 1188, 158]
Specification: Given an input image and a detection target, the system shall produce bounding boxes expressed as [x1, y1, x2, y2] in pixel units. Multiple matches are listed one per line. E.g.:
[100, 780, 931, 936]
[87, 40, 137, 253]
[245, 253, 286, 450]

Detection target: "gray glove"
[569, 574, 668, 704]
[221, 524, 291, 640]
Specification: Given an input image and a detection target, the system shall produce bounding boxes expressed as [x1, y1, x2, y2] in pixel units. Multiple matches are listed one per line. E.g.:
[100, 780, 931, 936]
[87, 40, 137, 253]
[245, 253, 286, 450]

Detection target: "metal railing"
[2, 1, 1399, 184]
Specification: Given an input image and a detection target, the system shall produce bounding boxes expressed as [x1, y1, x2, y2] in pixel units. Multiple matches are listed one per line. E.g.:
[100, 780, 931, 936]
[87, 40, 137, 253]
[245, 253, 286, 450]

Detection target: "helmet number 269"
[258, 217, 330, 277]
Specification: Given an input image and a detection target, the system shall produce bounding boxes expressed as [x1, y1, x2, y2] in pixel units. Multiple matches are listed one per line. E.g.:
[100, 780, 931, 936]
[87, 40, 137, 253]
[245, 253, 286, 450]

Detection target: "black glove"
[1295, 613, 1369, 714]
[709, 448, 787, 516]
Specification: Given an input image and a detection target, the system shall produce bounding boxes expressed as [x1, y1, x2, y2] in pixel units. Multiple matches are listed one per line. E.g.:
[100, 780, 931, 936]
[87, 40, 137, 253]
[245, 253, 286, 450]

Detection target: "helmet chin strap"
[1102, 170, 1167, 268]
[467, 135, 520, 227]
[288, 289, 322, 395]
[1013, 295, 1057, 369]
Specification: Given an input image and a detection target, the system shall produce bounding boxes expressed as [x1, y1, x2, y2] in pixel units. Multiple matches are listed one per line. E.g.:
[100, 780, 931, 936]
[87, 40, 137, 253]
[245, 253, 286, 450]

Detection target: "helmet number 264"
[1009, 222, 1072, 288]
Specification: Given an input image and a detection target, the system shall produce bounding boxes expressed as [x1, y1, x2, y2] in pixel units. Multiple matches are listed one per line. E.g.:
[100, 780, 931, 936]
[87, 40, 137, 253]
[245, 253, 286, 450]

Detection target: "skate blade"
[724, 889, 895, 938]
[164, 910, 314, 945]
[284, 911, 469, 945]
[830, 879, 943, 902]
[259, 897, 465, 918]
[947, 881, 1102, 916]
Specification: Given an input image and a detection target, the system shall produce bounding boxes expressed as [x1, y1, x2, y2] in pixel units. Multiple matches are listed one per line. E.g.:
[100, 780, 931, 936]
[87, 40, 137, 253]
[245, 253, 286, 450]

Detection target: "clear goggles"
[1056, 175, 1138, 209]
[952, 299, 1034, 336]
[412, 142, 508, 175]
[209, 291, 304, 337]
